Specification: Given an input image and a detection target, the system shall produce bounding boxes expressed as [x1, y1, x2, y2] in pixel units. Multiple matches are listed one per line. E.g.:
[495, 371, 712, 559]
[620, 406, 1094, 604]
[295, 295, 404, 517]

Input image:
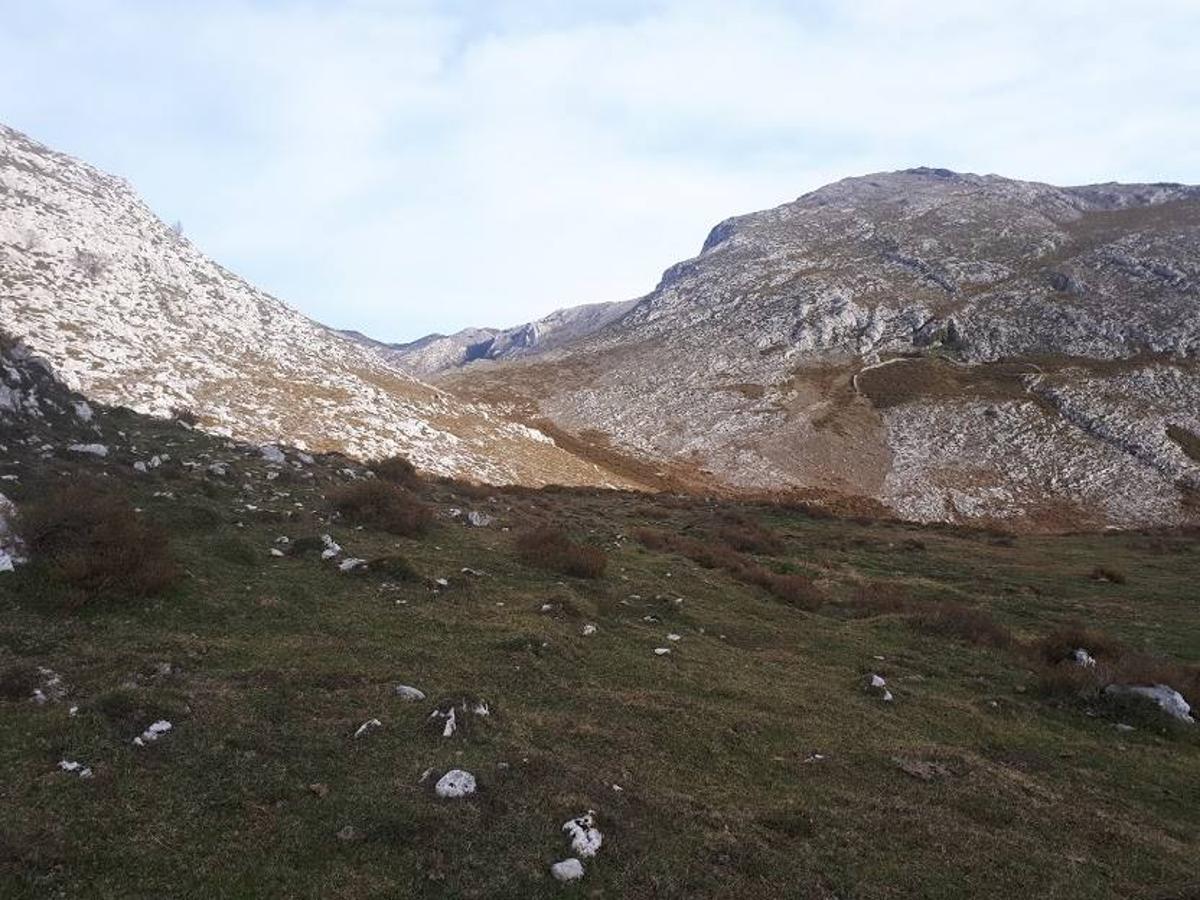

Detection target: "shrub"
[635, 527, 821, 609]
[715, 522, 784, 555]
[515, 526, 607, 579]
[369, 455, 421, 488]
[911, 602, 1013, 648]
[17, 480, 178, 601]
[1035, 626, 1123, 665]
[364, 555, 420, 581]
[1089, 566, 1127, 585]
[287, 536, 326, 557]
[211, 535, 259, 567]
[328, 481, 432, 537]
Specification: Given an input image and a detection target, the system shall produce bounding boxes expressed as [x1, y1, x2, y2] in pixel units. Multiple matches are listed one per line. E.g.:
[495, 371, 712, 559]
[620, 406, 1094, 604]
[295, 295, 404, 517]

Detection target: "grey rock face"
[0, 123, 629, 489]
[352, 298, 640, 376]
[443, 168, 1200, 527]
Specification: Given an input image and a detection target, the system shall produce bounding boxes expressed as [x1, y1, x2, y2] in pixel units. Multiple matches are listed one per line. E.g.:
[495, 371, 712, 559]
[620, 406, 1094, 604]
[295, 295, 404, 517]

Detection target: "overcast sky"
[2, 0, 1198, 341]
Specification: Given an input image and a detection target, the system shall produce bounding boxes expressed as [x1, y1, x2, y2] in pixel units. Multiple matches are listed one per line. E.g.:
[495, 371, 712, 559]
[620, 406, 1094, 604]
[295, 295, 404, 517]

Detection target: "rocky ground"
[1, 318, 1197, 899]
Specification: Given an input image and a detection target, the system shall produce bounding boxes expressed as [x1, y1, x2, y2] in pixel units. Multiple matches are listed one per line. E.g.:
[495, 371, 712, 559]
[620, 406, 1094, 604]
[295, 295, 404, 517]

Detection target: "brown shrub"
[1035, 626, 1124, 665]
[18, 480, 179, 601]
[1089, 566, 1127, 585]
[328, 480, 432, 537]
[912, 602, 1014, 648]
[715, 522, 784, 555]
[515, 526, 607, 579]
[635, 527, 821, 609]
[369, 455, 421, 488]
[849, 581, 913, 615]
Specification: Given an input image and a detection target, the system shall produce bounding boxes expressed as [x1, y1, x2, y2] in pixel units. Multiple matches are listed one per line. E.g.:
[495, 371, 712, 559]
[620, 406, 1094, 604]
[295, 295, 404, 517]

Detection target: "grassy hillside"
[1, 402, 1197, 899]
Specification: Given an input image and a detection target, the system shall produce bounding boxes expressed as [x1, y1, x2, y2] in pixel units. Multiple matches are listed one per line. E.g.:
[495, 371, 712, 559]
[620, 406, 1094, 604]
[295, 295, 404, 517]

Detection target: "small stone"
[434, 769, 476, 798]
[582, 624, 597, 636]
[353, 718, 382, 739]
[653, 647, 671, 656]
[308, 783, 329, 798]
[336, 825, 361, 842]
[394, 685, 426, 702]
[550, 858, 585, 882]
[869, 674, 887, 689]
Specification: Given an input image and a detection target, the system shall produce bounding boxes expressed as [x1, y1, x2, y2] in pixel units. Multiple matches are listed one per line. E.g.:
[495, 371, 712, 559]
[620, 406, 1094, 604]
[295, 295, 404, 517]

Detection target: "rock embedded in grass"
[550, 858, 584, 882]
[353, 718, 382, 739]
[563, 811, 603, 857]
[394, 685, 426, 702]
[133, 719, 173, 746]
[434, 769, 476, 798]
[1105, 684, 1194, 723]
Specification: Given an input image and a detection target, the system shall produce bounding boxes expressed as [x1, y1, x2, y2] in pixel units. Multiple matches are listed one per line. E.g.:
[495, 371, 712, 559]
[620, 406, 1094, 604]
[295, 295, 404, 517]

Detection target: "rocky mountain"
[439, 168, 1200, 528]
[346, 298, 639, 377]
[0, 124, 631, 488]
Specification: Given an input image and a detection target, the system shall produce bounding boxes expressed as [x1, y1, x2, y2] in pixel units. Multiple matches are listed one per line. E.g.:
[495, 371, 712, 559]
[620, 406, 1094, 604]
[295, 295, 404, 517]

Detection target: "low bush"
[17, 479, 179, 602]
[1035, 626, 1123, 665]
[211, 535, 259, 567]
[515, 526, 607, 579]
[635, 527, 821, 609]
[911, 602, 1014, 648]
[715, 522, 785, 555]
[1089, 566, 1127, 585]
[369, 455, 421, 488]
[364, 555, 420, 581]
[328, 481, 432, 537]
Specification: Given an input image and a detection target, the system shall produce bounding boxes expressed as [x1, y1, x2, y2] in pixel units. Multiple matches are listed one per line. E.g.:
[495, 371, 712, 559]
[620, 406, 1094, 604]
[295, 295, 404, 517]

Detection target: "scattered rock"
[394, 685, 426, 702]
[563, 811, 603, 857]
[58, 759, 93, 779]
[466, 511, 493, 527]
[1105, 684, 1194, 723]
[582, 624, 597, 636]
[260, 445, 286, 464]
[434, 769, 476, 798]
[338, 557, 367, 573]
[320, 534, 341, 559]
[133, 719, 173, 746]
[550, 858, 585, 883]
[869, 674, 887, 689]
[68, 443, 108, 457]
[353, 718, 382, 739]
[308, 782, 330, 798]
[653, 647, 671, 656]
[1072, 648, 1097, 668]
[666, 633, 681, 642]
[336, 825, 361, 842]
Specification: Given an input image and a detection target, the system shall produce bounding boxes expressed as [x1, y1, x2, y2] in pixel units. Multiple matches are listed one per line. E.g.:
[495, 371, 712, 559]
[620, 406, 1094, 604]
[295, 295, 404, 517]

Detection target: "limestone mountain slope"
[347, 298, 639, 377]
[439, 168, 1200, 528]
[0, 124, 629, 488]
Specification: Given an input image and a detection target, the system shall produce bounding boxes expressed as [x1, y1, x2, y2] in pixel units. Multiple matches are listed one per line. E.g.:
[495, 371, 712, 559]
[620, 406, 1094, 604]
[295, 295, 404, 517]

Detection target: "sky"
[2, 1, 1198, 342]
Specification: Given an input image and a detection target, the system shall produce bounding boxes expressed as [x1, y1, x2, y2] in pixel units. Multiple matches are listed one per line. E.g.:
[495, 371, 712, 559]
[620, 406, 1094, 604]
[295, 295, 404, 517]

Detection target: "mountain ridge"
[0, 123, 634, 489]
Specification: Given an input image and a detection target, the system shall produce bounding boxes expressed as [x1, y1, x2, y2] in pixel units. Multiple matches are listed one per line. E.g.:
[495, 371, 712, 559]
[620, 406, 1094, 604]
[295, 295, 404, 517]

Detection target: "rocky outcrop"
[358, 299, 640, 376]
[441, 168, 1200, 527]
[0, 124, 633, 489]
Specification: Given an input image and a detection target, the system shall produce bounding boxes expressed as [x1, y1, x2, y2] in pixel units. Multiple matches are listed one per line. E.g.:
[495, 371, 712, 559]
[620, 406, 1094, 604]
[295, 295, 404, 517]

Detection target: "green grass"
[1, 411, 1198, 899]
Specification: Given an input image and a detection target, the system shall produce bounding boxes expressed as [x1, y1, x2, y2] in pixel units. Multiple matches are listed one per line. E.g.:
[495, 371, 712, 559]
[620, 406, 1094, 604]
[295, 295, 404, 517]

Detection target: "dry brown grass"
[328, 480, 432, 537]
[911, 602, 1014, 648]
[17, 479, 179, 602]
[634, 527, 822, 609]
[714, 516, 785, 555]
[514, 525, 607, 578]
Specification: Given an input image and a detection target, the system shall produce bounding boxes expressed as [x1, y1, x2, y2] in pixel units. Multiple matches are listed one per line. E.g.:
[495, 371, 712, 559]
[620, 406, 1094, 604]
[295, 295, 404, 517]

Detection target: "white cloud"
[1, 0, 1197, 340]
